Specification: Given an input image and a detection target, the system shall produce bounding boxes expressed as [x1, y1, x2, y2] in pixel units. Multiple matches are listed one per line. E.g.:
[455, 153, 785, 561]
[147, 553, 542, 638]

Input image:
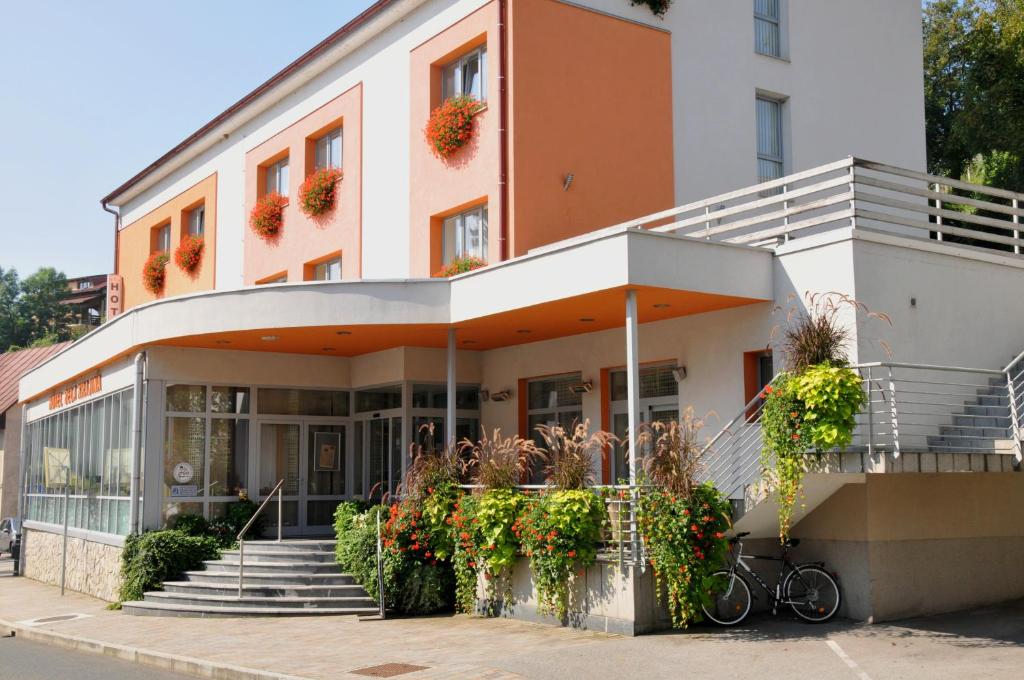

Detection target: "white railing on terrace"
[615, 157, 1024, 254]
[701, 357, 1024, 502]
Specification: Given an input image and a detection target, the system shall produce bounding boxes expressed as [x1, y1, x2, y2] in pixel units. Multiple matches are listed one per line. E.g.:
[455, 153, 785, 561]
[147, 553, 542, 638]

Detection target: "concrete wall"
[21, 527, 123, 602]
[0, 406, 22, 519]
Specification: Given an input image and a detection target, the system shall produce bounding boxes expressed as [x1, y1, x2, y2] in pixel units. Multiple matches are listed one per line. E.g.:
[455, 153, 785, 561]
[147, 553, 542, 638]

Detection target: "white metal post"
[446, 328, 456, 446]
[128, 352, 146, 534]
[624, 291, 641, 484]
[1013, 197, 1020, 256]
[934, 182, 944, 242]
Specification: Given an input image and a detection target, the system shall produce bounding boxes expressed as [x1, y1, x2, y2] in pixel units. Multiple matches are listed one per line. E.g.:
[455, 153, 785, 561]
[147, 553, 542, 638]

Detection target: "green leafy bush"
[637, 483, 731, 628]
[792, 364, 866, 450]
[515, 490, 606, 618]
[760, 374, 810, 540]
[170, 513, 209, 537]
[118, 530, 220, 603]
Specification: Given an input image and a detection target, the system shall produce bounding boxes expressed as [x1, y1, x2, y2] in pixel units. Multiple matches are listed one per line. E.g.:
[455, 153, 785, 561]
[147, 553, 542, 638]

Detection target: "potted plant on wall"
[249, 192, 288, 240]
[142, 252, 169, 295]
[436, 255, 486, 277]
[298, 167, 343, 218]
[174, 236, 204, 276]
[424, 95, 483, 159]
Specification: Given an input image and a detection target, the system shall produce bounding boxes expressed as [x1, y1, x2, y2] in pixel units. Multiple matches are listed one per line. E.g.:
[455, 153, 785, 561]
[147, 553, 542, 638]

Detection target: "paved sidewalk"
[1, 558, 1022, 680]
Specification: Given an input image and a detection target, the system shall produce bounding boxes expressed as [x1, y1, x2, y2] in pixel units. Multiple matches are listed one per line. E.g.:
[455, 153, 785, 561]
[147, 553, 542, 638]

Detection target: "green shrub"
[792, 364, 866, 450]
[171, 513, 208, 537]
[336, 505, 402, 609]
[118, 530, 220, 603]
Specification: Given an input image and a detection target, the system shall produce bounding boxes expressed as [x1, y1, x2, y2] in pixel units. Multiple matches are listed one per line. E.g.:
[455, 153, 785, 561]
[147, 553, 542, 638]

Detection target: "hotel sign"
[48, 375, 103, 410]
[107, 274, 123, 318]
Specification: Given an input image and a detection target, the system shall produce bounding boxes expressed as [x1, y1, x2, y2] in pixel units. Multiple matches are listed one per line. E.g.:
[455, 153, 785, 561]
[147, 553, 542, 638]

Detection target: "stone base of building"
[21, 526, 123, 602]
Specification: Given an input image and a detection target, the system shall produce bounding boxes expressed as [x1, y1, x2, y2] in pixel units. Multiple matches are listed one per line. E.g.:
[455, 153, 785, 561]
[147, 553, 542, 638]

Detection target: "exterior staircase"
[122, 539, 379, 617]
[927, 376, 1015, 453]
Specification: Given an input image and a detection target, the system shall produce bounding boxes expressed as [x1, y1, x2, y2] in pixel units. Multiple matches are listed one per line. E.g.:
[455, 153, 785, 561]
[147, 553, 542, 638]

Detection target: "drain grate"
[351, 662, 429, 677]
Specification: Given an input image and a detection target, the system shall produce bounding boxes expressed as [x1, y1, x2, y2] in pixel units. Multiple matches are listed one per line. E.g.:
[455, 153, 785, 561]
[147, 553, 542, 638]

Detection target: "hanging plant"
[298, 167, 343, 218]
[249, 192, 288, 240]
[142, 252, 169, 295]
[436, 256, 487, 278]
[630, 0, 673, 18]
[424, 95, 483, 159]
[759, 375, 809, 541]
[174, 235, 204, 275]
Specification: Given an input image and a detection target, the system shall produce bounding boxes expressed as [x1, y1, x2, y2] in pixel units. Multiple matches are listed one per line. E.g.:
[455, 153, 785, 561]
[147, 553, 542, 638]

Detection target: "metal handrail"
[237, 478, 284, 598]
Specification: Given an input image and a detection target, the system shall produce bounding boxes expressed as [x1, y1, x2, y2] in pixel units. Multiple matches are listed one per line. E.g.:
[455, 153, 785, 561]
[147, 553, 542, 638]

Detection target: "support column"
[625, 290, 641, 486]
[447, 328, 456, 446]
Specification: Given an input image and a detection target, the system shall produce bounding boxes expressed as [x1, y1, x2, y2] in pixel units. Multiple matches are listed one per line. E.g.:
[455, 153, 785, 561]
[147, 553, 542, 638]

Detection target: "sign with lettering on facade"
[48, 375, 103, 411]
[170, 485, 199, 498]
[107, 274, 123, 318]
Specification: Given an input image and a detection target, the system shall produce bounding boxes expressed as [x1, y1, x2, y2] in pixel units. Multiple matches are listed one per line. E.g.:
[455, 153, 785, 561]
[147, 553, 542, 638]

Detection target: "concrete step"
[142, 591, 376, 609]
[221, 549, 336, 563]
[976, 395, 1009, 407]
[163, 581, 366, 598]
[121, 600, 378, 618]
[241, 540, 336, 554]
[182, 571, 355, 586]
[952, 414, 1011, 427]
[202, 560, 341, 574]
[938, 425, 1012, 438]
[963, 404, 1010, 417]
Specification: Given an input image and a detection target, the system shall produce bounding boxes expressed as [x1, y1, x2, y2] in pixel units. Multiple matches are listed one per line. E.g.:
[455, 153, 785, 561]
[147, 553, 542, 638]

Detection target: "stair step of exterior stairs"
[163, 581, 365, 597]
[182, 570, 356, 586]
[142, 591, 376, 609]
[121, 600, 378, 618]
[221, 549, 337, 563]
[202, 560, 341, 574]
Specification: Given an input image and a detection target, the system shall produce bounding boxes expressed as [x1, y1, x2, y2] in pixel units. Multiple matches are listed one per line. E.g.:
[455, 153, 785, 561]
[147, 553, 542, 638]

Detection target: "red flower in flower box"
[424, 95, 483, 159]
[298, 167, 343, 218]
[174, 235, 204, 275]
[142, 252, 169, 295]
[249, 192, 288, 240]
[436, 256, 486, 278]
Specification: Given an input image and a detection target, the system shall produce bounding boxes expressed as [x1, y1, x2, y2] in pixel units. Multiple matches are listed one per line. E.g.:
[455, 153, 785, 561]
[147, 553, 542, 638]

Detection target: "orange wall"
[116, 174, 217, 310]
[244, 83, 363, 284]
[507, 0, 675, 255]
[409, 2, 502, 278]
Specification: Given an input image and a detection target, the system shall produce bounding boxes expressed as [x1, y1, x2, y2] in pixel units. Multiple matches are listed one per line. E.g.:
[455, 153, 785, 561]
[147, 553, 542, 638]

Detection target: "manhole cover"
[351, 663, 429, 677]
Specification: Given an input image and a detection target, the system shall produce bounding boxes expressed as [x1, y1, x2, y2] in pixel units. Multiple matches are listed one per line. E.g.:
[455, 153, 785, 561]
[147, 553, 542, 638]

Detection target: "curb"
[0, 618, 310, 680]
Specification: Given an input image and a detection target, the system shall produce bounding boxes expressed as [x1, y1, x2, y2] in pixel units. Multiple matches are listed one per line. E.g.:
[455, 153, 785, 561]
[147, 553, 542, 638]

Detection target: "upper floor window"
[754, 0, 781, 57]
[313, 257, 341, 281]
[188, 204, 205, 236]
[265, 157, 289, 196]
[443, 205, 488, 264]
[78, 280, 93, 290]
[154, 223, 171, 253]
[756, 96, 784, 183]
[315, 128, 343, 170]
[257, 274, 287, 285]
[442, 46, 486, 101]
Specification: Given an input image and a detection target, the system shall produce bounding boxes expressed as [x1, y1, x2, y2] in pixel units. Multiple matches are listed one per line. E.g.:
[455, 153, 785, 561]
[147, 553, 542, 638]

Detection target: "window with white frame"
[314, 128, 343, 170]
[442, 46, 486, 101]
[756, 96, 784, 183]
[442, 205, 488, 264]
[754, 0, 781, 58]
[312, 257, 341, 281]
[155, 223, 171, 252]
[78, 280, 93, 290]
[265, 157, 289, 196]
[526, 372, 584, 483]
[188, 204, 205, 237]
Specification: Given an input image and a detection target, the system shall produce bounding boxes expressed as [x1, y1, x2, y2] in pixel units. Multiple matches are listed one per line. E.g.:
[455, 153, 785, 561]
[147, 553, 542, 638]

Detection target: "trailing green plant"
[461, 427, 543, 490]
[450, 488, 527, 612]
[792, 364, 866, 450]
[534, 419, 617, 490]
[775, 291, 891, 372]
[514, 490, 605, 619]
[117, 530, 221, 603]
[759, 375, 809, 540]
[335, 504, 403, 609]
[450, 492, 482, 613]
[637, 483, 731, 629]
[630, 0, 673, 18]
[636, 408, 710, 495]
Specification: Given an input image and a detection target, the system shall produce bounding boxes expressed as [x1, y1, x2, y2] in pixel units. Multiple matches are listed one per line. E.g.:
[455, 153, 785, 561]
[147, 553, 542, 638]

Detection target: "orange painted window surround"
[151, 223, 171, 253]
[256, 271, 288, 285]
[303, 251, 343, 281]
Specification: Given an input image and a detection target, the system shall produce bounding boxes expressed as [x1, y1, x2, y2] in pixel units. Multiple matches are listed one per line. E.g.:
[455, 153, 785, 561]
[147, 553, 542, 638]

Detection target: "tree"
[0, 266, 76, 351]
[0, 267, 20, 351]
[924, 0, 1024, 191]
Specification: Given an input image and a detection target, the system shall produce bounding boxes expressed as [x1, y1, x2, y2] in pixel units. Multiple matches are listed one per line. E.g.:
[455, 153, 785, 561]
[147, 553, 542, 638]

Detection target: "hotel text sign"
[107, 274, 123, 317]
[48, 375, 103, 410]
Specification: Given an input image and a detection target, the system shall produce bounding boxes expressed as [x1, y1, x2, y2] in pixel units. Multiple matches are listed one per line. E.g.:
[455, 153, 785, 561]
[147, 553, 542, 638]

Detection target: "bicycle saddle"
[784, 537, 801, 548]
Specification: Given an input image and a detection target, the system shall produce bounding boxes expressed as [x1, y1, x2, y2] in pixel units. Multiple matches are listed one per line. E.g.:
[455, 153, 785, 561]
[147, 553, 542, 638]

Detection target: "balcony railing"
[701, 356, 1024, 502]
[611, 157, 1024, 255]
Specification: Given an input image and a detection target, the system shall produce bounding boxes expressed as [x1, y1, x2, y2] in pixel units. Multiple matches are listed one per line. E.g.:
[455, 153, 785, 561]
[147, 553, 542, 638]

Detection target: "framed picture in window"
[314, 431, 342, 472]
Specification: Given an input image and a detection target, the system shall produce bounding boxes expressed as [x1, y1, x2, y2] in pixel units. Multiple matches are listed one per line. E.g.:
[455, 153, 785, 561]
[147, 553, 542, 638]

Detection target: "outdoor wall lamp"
[489, 389, 513, 402]
[672, 365, 688, 382]
[568, 379, 593, 395]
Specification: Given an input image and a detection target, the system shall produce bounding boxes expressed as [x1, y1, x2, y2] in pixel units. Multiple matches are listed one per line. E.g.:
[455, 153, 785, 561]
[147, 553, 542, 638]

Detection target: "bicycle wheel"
[784, 565, 841, 623]
[702, 570, 752, 626]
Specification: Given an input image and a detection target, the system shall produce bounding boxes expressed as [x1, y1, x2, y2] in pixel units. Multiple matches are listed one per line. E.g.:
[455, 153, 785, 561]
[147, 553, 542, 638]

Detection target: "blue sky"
[0, 0, 375, 279]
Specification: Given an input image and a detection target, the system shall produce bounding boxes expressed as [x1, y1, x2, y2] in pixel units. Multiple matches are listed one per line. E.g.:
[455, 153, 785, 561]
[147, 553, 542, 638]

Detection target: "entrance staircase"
[122, 539, 379, 617]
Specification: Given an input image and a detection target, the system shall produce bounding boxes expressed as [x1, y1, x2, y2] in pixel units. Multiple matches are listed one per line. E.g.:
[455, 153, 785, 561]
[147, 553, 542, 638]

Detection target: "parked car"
[0, 518, 19, 555]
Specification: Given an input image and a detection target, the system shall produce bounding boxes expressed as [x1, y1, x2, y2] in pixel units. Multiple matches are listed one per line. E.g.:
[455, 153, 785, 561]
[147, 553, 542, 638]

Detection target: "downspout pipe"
[102, 200, 121, 275]
[498, 0, 509, 261]
[128, 351, 147, 534]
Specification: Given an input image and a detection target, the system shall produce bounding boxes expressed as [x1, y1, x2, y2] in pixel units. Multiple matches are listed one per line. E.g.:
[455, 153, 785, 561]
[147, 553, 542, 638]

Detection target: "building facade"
[15, 0, 1024, 625]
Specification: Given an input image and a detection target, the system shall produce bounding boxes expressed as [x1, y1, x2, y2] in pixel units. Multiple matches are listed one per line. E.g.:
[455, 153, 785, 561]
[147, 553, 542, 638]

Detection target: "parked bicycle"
[702, 531, 841, 625]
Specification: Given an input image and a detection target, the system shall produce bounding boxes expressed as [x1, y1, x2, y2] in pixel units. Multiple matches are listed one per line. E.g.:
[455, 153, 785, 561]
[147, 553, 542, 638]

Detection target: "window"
[315, 128, 343, 169]
[443, 205, 488, 264]
[78, 280, 93, 290]
[756, 96, 784, 183]
[608, 364, 680, 483]
[154, 223, 171, 253]
[754, 0, 781, 57]
[312, 257, 341, 281]
[442, 46, 486, 101]
[265, 157, 289, 196]
[257, 274, 287, 285]
[526, 373, 584, 483]
[188, 205, 205, 236]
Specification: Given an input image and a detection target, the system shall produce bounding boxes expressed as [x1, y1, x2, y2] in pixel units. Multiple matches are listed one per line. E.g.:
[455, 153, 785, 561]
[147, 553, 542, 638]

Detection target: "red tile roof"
[0, 343, 72, 414]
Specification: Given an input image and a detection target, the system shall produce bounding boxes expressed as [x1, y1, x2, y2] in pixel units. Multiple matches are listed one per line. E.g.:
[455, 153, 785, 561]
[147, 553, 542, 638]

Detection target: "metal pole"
[237, 539, 245, 599]
[865, 367, 874, 457]
[934, 182, 944, 242]
[782, 183, 790, 242]
[624, 290, 641, 569]
[888, 366, 901, 458]
[277, 488, 282, 542]
[60, 479, 69, 596]
[15, 404, 28, 576]
[1006, 367, 1023, 463]
[376, 509, 385, 619]
[446, 327, 456, 444]
[1013, 198, 1020, 256]
[128, 352, 146, 534]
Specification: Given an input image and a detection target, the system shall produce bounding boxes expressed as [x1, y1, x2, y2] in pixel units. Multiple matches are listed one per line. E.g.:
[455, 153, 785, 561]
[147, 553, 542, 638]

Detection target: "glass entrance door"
[305, 424, 347, 533]
[258, 422, 301, 533]
[356, 416, 402, 501]
[609, 402, 681, 483]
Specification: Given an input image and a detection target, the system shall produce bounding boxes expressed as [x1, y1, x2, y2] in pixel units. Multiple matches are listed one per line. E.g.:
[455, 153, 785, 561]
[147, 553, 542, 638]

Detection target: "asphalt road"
[0, 636, 197, 680]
